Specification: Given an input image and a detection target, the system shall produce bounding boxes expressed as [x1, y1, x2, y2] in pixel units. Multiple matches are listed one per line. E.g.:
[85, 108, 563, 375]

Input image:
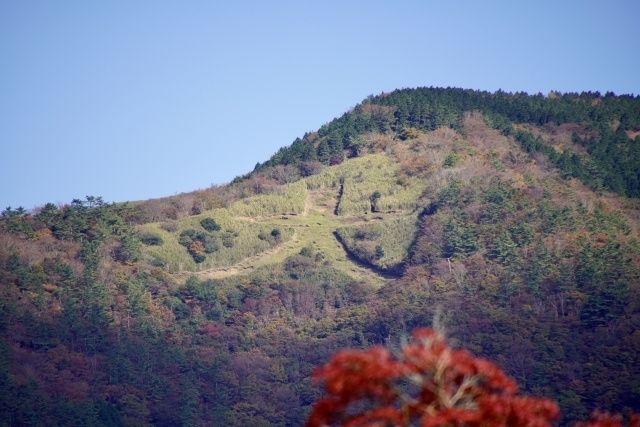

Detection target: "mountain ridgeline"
[1, 87, 639, 426]
[257, 88, 640, 198]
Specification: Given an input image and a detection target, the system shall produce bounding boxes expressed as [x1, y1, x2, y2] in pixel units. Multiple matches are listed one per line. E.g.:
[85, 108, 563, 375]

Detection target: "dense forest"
[1, 87, 640, 426]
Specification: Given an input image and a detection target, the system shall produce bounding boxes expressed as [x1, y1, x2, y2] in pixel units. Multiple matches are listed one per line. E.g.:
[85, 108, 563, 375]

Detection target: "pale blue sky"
[1, 1, 639, 209]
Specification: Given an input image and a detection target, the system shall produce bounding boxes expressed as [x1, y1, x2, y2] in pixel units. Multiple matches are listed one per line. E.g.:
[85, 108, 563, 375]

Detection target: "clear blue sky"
[1, 1, 639, 209]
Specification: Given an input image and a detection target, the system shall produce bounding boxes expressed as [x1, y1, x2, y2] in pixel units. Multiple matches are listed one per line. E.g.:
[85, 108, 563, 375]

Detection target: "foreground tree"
[307, 328, 639, 427]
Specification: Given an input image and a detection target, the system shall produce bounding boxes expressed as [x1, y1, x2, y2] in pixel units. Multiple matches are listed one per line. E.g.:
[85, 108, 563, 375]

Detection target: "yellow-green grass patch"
[335, 215, 418, 271]
[228, 180, 307, 217]
[137, 209, 294, 273]
[305, 154, 427, 216]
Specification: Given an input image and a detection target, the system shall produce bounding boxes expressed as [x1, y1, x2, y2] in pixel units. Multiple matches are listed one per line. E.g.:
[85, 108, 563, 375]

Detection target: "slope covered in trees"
[1, 88, 639, 426]
[258, 88, 640, 197]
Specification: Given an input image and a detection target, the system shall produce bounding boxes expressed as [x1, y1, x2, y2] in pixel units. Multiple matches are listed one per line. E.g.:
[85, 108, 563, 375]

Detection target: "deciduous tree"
[308, 328, 559, 427]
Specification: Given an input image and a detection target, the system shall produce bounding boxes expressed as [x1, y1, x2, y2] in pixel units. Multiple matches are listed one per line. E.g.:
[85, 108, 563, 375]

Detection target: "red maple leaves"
[307, 328, 637, 427]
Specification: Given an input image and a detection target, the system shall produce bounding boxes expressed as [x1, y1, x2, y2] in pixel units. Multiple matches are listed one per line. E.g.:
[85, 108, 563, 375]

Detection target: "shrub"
[329, 155, 343, 165]
[370, 191, 382, 211]
[285, 255, 315, 279]
[200, 217, 221, 232]
[299, 161, 324, 177]
[178, 234, 192, 247]
[179, 229, 197, 242]
[160, 220, 179, 232]
[398, 127, 422, 140]
[443, 152, 460, 167]
[204, 242, 220, 253]
[179, 229, 207, 247]
[300, 246, 313, 258]
[188, 241, 205, 255]
[188, 241, 207, 263]
[398, 156, 434, 178]
[138, 233, 164, 246]
[150, 258, 165, 267]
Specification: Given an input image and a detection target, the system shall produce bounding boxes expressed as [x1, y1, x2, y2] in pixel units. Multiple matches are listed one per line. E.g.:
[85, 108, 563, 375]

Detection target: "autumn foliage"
[307, 328, 638, 427]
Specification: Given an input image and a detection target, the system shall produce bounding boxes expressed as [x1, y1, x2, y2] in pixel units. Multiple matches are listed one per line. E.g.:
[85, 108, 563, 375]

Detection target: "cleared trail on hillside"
[178, 228, 300, 279]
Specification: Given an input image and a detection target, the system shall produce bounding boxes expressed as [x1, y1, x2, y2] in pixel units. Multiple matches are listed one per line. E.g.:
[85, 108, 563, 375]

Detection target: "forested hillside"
[1, 88, 639, 426]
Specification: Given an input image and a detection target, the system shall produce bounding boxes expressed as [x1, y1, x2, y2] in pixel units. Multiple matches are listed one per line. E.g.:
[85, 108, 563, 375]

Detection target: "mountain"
[1, 87, 639, 426]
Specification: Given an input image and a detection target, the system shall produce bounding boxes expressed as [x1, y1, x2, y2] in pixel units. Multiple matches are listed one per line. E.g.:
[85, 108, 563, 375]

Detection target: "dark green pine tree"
[317, 140, 330, 164]
[576, 240, 630, 327]
[489, 230, 518, 265]
[525, 238, 550, 297]
[459, 226, 479, 255]
[443, 219, 478, 258]
[395, 103, 409, 129]
[327, 133, 344, 159]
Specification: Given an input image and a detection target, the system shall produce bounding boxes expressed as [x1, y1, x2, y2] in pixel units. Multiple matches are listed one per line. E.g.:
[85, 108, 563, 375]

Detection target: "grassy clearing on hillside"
[139, 140, 478, 278]
[305, 155, 426, 215]
[180, 205, 392, 286]
[228, 180, 307, 217]
[335, 215, 418, 271]
[137, 209, 294, 273]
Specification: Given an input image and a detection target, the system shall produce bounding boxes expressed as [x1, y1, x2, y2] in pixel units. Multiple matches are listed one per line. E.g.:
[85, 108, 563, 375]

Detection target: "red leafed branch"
[307, 328, 559, 427]
[307, 328, 639, 427]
